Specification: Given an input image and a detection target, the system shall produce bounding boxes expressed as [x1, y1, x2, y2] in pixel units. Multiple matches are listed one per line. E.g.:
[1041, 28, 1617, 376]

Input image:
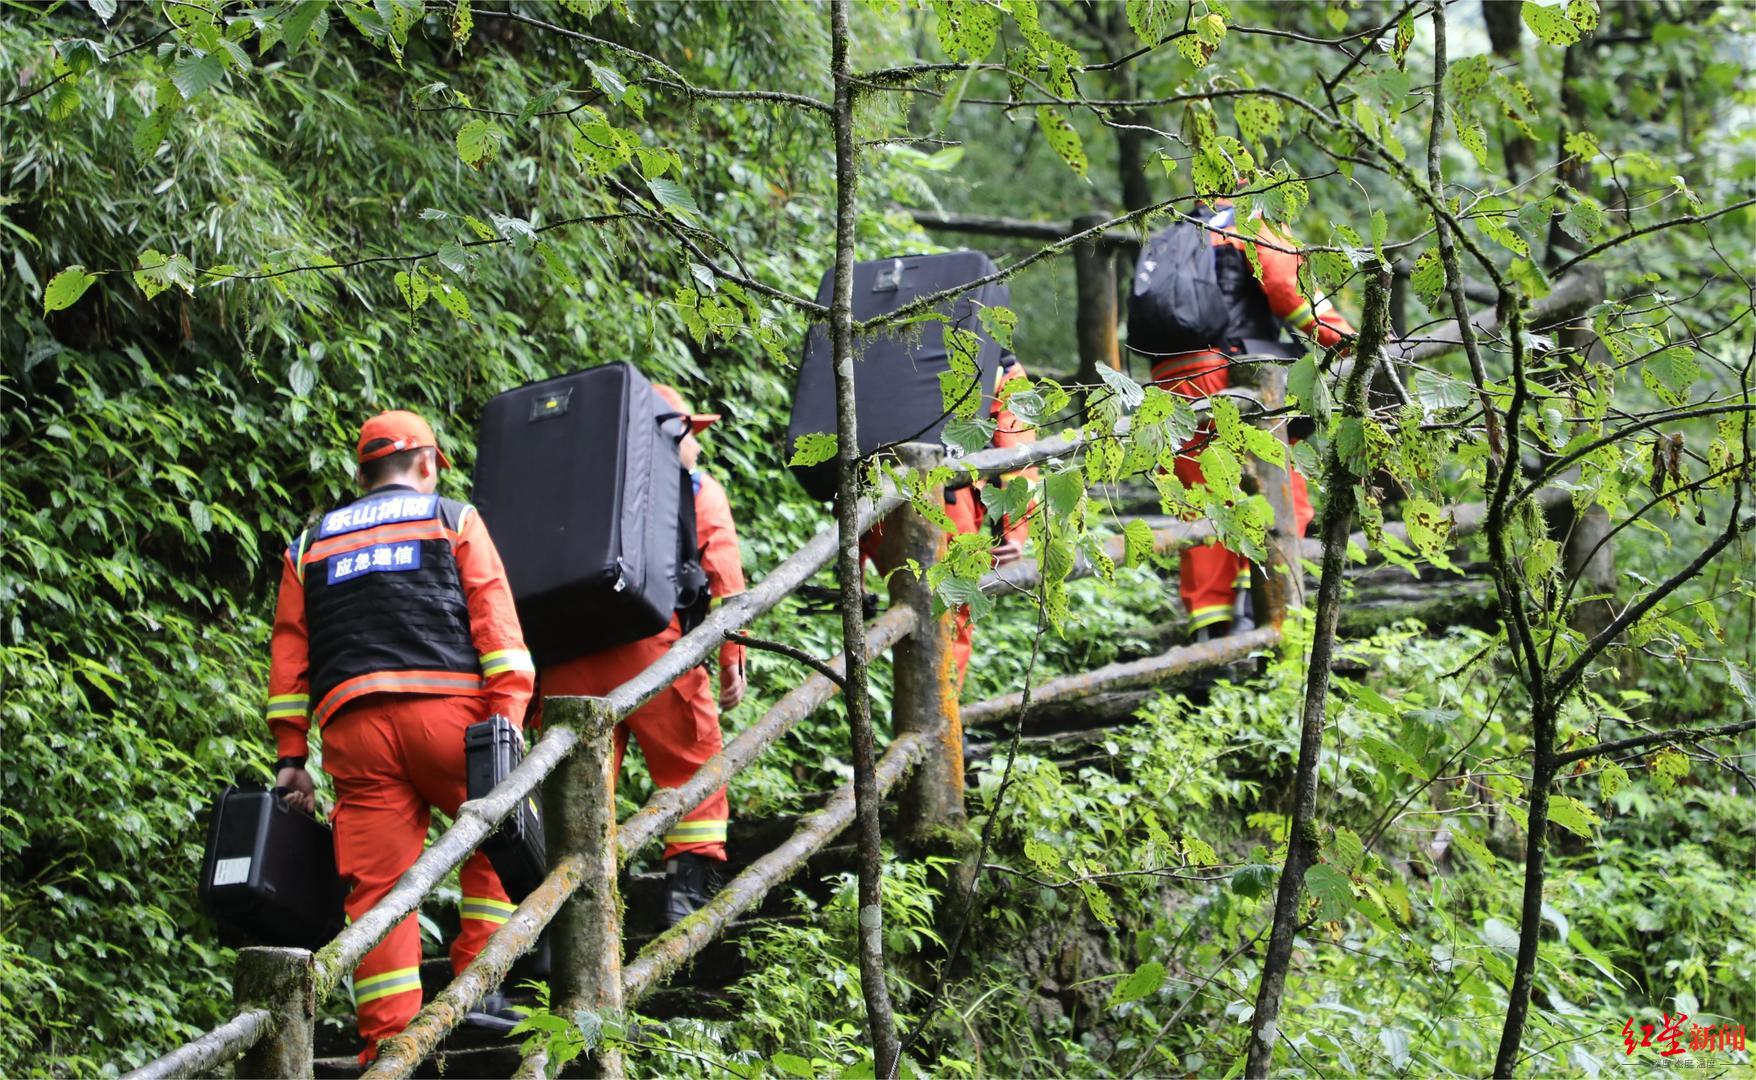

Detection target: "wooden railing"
[122, 210, 1600, 1077]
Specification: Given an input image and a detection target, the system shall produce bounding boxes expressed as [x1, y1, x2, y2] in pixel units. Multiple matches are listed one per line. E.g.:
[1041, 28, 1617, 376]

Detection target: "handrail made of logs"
[121, 429, 1108, 1080]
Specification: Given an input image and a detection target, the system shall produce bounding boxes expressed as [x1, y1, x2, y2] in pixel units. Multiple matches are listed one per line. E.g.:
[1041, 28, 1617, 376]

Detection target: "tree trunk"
[1482, 1, 1536, 182]
[1244, 268, 1393, 1077]
[827, 2, 902, 1073]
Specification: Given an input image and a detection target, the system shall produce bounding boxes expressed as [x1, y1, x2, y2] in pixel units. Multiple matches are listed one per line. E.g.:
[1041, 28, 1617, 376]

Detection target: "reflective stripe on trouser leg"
[662, 819, 728, 846]
[459, 894, 518, 926]
[354, 966, 422, 1005]
[1188, 604, 1234, 631]
[623, 666, 730, 861]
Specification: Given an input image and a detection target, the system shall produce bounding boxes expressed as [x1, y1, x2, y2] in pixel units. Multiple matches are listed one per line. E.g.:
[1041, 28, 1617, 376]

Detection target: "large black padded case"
[199, 787, 347, 950]
[789, 251, 1009, 500]
[465, 715, 546, 902]
[473, 363, 686, 666]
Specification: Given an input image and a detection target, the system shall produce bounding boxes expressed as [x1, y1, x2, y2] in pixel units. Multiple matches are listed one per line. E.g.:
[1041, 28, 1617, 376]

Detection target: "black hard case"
[464, 716, 546, 902]
[473, 363, 687, 666]
[199, 787, 346, 950]
[789, 251, 1009, 500]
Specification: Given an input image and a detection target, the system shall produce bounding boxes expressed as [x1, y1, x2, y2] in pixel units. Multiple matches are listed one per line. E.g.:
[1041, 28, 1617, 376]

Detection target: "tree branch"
[1555, 718, 1756, 768]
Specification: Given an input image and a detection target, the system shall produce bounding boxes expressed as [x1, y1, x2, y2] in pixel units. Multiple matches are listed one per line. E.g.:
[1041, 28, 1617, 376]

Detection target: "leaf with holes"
[133, 249, 195, 300]
[431, 281, 472, 321]
[1125, 0, 1178, 45]
[1305, 863, 1354, 922]
[1034, 107, 1087, 177]
[934, 0, 1000, 61]
[1455, 110, 1489, 168]
[1547, 796, 1601, 839]
[1642, 346, 1698, 408]
[1235, 97, 1281, 148]
[940, 327, 983, 418]
[978, 305, 1016, 350]
[1565, 0, 1599, 31]
[456, 119, 504, 169]
[1176, 11, 1227, 66]
[1410, 246, 1446, 309]
[1123, 519, 1156, 567]
[1522, 2, 1581, 45]
[789, 432, 838, 468]
[1560, 197, 1605, 241]
[43, 266, 98, 315]
[1098, 364, 1144, 410]
[1402, 495, 1456, 570]
[393, 270, 429, 311]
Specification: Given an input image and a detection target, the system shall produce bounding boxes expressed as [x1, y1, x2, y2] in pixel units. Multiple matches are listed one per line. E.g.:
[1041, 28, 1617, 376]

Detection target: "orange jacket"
[692, 470, 747, 675]
[265, 495, 534, 758]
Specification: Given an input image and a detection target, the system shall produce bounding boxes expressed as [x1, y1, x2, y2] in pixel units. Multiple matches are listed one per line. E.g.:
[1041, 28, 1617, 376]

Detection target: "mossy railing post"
[1238, 362, 1307, 625]
[233, 947, 314, 1079]
[876, 443, 967, 850]
[541, 697, 625, 1077]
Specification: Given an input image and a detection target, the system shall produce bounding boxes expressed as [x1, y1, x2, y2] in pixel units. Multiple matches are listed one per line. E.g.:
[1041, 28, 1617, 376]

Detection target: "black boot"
[463, 990, 524, 1035]
[662, 852, 722, 930]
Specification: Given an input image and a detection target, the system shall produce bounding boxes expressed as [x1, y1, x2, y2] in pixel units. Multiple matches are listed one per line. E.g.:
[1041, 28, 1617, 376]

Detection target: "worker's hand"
[991, 539, 1024, 567]
[276, 766, 316, 816]
[719, 663, 747, 712]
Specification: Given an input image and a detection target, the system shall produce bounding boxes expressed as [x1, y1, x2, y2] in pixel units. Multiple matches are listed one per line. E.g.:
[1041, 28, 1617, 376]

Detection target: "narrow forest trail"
[305, 546, 1484, 1079]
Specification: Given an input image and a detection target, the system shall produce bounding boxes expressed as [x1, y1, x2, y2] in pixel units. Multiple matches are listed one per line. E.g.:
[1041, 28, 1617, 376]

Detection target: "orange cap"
[357, 409, 452, 469]
[653, 384, 720, 433]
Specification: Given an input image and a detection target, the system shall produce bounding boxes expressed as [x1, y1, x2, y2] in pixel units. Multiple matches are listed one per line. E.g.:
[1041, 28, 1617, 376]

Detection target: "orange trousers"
[323, 694, 514, 1057]
[541, 616, 728, 861]
[861, 487, 980, 687]
[1155, 353, 1314, 630]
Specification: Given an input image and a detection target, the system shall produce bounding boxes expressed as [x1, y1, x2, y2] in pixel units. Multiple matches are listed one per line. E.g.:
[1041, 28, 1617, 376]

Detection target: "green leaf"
[1546, 795, 1600, 839]
[1641, 346, 1698, 408]
[1359, 735, 1424, 778]
[1034, 107, 1087, 178]
[1125, 0, 1178, 44]
[1108, 961, 1165, 1007]
[1097, 364, 1144, 410]
[536, 242, 580, 289]
[1410, 246, 1446, 309]
[1448, 827, 1497, 866]
[171, 52, 225, 99]
[449, 0, 474, 44]
[1286, 352, 1331, 422]
[1231, 863, 1275, 898]
[1304, 864, 1354, 921]
[393, 270, 429, 310]
[43, 266, 98, 314]
[1043, 468, 1085, 517]
[789, 432, 838, 468]
[1123, 519, 1156, 567]
[772, 1053, 814, 1078]
[189, 500, 213, 534]
[1565, 0, 1599, 32]
[1235, 97, 1282, 148]
[977, 305, 1016, 350]
[942, 416, 996, 455]
[1522, 2, 1582, 46]
[1401, 495, 1456, 570]
[1331, 827, 1365, 871]
[1559, 197, 1604, 241]
[645, 176, 700, 221]
[455, 118, 504, 169]
[133, 250, 196, 300]
[933, 0, 1000, 61]
[939, 327, 983, 419]
[283, 1, 327, 52]
[431, 281, 472, 321]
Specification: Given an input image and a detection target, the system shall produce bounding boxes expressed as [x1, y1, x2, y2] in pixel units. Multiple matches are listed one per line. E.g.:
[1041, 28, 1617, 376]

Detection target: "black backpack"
[673, 467, 711, 636]
[1127, 220, 1229, 359]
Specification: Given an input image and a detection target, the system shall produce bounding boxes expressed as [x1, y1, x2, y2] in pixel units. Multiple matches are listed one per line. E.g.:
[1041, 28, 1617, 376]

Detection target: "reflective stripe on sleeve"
[459, 896, 518, 925]
[1188, 605, 1233, 631]
[662, 819, 728, 846]
[479, 649, 535, 677]
[1283, 300, 1317, 331]
[353, 966, 422, 1005]
[265, 693, 308, 720]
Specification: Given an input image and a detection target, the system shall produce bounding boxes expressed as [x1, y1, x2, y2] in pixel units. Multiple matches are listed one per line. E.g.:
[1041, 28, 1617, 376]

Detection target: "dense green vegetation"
[3, 1, 1752, 1077]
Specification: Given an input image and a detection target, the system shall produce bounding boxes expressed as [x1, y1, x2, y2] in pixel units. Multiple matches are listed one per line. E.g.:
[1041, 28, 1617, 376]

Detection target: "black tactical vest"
[295, 486, 479, 719]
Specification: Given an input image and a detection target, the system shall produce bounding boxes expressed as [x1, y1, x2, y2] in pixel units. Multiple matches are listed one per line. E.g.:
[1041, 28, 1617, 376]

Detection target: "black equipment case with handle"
[788, 251, 1009, 501]
[464, 714, 546, 902]
[473, 362, 695, 666]
[199, 786, 347, 950]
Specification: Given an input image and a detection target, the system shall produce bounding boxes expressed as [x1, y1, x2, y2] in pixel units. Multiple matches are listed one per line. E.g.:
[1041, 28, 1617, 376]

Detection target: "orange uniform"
[265, 483, 534, 1055]
[864, 357, 1037, 683]
[540, 469, 745, 861]
[1147, 202, 1353, 632]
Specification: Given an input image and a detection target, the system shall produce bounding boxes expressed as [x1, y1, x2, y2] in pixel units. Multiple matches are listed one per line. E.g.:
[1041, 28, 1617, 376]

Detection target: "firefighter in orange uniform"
[264, 410, 535, 1060]
[1146, 200, 1354, 639]
[863, 354, 1037, 684]
[539, 384, 745, 927]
